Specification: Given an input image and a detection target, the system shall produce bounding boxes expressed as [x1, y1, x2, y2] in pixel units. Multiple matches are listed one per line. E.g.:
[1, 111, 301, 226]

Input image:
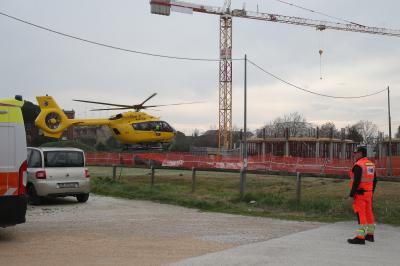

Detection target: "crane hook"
[319, 49, 323, 80]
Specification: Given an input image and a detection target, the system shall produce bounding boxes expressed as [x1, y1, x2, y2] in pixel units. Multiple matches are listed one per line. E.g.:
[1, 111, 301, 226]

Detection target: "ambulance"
[0, 96, 27, 227]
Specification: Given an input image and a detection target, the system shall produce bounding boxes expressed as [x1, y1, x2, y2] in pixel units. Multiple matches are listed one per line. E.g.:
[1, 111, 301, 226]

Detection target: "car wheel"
[76, 193, 89, 203]
[27, 184, 41, 205]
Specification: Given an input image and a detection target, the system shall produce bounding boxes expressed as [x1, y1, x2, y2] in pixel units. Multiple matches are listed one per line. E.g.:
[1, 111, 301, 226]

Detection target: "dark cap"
[353, 146, 367, 155]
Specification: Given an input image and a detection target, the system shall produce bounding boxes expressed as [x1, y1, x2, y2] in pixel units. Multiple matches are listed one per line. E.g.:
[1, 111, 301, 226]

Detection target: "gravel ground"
[0, 195, 322, 266]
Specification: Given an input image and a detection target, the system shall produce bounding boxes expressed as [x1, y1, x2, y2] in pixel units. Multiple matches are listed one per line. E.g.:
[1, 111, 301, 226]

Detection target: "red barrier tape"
[85, 152, 400, 177]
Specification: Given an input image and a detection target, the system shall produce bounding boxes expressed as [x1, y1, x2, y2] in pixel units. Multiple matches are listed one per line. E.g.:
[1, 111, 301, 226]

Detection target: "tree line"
[255, 112, 385, 145]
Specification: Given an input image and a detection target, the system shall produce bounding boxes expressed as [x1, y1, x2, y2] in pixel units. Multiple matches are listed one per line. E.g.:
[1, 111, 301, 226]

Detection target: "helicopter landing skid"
[122, 142, 171, 152]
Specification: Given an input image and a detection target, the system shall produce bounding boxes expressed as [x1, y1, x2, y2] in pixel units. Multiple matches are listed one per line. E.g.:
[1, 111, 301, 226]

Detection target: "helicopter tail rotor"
[35, 96, 72, 138]
[45, 112, 62, 130]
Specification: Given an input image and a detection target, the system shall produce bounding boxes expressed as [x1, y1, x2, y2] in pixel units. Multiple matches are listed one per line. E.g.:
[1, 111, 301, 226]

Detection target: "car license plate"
[57, 182, 79, 189]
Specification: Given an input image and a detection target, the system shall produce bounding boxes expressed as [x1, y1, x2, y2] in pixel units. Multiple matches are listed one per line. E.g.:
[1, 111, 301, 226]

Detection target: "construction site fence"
[85, 152, 400, 177]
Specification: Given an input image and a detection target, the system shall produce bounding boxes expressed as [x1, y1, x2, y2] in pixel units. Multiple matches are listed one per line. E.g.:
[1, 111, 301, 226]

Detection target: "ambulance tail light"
[18, 160, 28, 195]
[35, 170, 47, 179]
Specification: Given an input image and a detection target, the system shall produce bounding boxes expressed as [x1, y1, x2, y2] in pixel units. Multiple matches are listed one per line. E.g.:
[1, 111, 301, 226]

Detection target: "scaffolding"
[246, 137, 358, 160]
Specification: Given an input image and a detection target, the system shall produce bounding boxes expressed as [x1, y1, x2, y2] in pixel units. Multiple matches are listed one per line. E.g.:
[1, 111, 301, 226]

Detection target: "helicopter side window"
[133, 121, 173, 132]
[154, 122, 161, 132]
[133, 123, 144, 131]
[145, 123, 150, 131]
[148, 122, 156, 131]
[133, 122, 153, 131]
[160, 121, 174, 132]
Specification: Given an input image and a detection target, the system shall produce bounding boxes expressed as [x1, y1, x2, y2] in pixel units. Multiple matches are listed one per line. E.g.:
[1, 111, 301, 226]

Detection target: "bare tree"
[355, 120, 378, 144]
[319, 122, 339, 138]
[319, 122, 334, 137]
[273, 112, 310, 137]
[256, 112, 313, 138]
[256, 123, 277, 138]
[345, 124, 363, 143]
[192, 128, 200, 137]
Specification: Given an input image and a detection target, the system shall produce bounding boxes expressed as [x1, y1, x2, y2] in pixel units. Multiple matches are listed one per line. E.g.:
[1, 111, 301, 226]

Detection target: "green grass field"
[89, 166, 400, 225]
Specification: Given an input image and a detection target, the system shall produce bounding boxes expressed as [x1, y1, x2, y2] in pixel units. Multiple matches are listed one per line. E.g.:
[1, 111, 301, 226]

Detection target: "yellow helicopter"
[35, 93, 198, 147]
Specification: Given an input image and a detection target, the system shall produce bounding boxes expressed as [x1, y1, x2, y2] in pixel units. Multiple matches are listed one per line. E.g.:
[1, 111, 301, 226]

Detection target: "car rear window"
[28, 149, 42, 168]
[44, 151, 84, 167]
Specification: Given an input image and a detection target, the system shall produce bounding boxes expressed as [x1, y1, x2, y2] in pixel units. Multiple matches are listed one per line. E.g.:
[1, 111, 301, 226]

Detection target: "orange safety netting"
[85, 152, 400, 177]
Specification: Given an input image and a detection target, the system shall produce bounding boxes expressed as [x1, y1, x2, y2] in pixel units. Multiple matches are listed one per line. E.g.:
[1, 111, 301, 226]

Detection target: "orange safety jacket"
[349, 157, 375, 191]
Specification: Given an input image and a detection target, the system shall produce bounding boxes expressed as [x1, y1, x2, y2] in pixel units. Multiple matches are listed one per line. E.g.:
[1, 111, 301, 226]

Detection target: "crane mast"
[150, 0, 400, 149]
[219, 14, 233, 149]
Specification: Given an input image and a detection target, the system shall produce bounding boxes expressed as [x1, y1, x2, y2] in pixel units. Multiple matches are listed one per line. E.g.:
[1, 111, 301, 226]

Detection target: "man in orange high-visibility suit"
[347, 146, 378, 245]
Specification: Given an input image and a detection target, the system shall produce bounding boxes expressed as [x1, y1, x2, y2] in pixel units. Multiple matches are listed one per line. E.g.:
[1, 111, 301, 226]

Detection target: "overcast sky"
[1, 0, 399, 135]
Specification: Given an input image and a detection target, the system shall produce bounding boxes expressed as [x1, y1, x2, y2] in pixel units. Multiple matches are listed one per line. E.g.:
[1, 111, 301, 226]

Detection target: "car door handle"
[66, 173, 70, 177]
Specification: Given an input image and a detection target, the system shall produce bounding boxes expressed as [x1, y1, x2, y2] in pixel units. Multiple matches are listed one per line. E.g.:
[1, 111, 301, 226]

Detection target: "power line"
[271, 0, 366, 27]
[0, 11, 239, 62]
[0, 11, 388, 99]
[247, 58, 387, 99]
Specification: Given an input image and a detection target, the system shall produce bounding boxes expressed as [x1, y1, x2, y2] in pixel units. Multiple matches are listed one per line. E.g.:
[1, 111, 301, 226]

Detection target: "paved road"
[0, 195, 320, 266]
[174, 222, 400, 266]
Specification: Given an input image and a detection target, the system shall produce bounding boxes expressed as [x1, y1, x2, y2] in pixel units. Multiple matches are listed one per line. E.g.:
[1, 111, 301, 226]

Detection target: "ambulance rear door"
[0, 104, 11, 196]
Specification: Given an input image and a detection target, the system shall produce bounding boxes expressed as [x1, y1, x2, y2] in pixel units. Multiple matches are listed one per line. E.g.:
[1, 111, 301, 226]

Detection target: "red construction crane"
[150, 0, 400, 149]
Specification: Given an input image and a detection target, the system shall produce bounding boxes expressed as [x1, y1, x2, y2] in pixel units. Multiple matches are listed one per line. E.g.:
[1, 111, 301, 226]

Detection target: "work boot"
[347, 237, 365, 245]
[365, 234, 375, 242]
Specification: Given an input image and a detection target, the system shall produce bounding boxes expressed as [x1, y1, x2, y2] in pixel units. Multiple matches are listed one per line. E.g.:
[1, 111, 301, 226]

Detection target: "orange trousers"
[352, 191, 374, 226]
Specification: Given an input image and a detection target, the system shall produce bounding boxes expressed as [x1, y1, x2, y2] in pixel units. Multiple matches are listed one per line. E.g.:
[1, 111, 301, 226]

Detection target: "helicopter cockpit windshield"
[132, 121, 175, 132]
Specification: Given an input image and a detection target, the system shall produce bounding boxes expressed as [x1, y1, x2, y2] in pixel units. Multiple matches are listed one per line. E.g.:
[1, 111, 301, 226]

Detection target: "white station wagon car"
[26, 147, 90, 204]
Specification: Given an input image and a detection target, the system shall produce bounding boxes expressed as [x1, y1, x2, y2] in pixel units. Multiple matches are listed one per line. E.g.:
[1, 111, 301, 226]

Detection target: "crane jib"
[150, 0, 400, 37]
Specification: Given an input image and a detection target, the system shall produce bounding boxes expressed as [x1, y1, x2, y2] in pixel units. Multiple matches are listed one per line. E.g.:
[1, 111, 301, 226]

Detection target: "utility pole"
[387, 86, 393, 176]
[244, 54, 248, 170]
[240, 54, 248, 198]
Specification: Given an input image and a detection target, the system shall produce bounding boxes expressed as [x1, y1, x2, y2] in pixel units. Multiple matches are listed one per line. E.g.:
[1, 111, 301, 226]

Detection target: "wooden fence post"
[191, 167, 196, 193]
[151, 166, 155, 187]
[240, 167, 246, 199]
[112, 165, 117, 181]
[296, 172, 301, 205]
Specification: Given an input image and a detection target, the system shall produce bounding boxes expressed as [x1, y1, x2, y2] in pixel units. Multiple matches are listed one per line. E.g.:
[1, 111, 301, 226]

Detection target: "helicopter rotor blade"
[74, 94, 203, 112]
[138, 93, 157, 107]
[73, 99, 131, 108]
[142, 101, 205, 109]
[90, 107, 132, 111]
